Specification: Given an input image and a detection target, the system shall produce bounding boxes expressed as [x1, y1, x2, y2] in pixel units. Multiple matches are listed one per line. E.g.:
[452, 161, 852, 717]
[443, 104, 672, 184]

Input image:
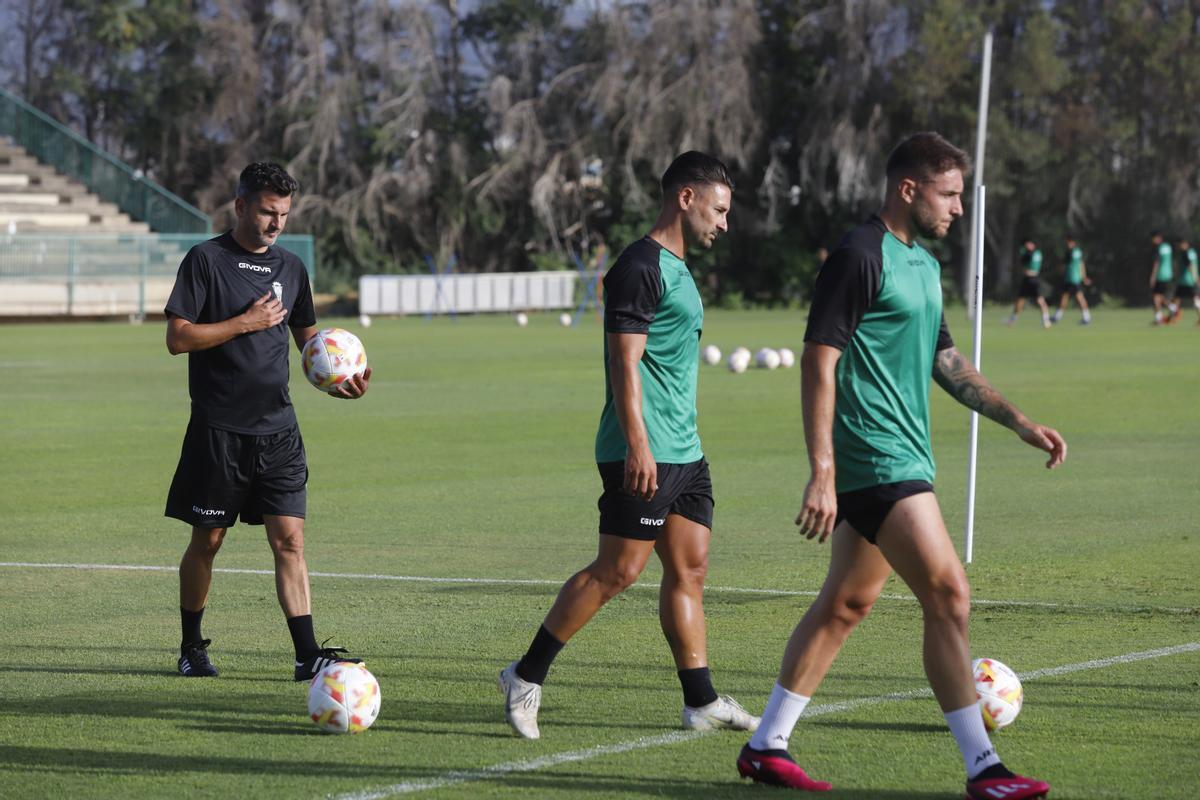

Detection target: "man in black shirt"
[164, 163, 370, 680]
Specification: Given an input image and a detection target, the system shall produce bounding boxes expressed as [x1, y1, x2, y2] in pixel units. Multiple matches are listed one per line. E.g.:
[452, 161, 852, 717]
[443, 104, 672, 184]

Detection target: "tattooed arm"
[932, 346, 1068, 469]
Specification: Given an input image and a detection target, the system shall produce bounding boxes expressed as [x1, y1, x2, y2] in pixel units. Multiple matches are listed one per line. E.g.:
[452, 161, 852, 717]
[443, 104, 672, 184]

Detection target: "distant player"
[1050, 235, 1091, 325]
[165, 162, 371, 680]
[736, 133, 1065, 800]
[498, 152, 759, 739]
[1150, 231, 1173, 324]
[1174, 237, 1200, 324]
[1005, 238, 1051, 328]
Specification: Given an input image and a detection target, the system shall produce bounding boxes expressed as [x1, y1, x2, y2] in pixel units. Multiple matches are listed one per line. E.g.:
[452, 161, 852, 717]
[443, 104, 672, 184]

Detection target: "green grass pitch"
[0, 306, 1197, 799]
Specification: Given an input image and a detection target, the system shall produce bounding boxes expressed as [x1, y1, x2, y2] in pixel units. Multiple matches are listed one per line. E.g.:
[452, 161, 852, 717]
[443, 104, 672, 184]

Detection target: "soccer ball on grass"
[301, 328, 367, 394]
[307, 661, 382, 734]
[973, 657, 1023, 731]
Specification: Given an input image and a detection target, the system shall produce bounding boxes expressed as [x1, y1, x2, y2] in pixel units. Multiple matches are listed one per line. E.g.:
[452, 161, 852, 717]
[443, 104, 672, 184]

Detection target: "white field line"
[0, 561, 1194, 615]
[329, 642, 1200, 800]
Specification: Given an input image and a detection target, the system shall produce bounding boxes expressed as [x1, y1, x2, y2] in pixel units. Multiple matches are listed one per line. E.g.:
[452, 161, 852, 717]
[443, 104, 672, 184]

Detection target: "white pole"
[966, 31, 993, 318]
[964, 184, 986, 564]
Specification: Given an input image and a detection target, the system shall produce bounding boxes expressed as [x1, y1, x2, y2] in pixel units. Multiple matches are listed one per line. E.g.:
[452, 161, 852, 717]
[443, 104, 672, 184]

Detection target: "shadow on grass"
[449, 770, 961, 799]
[807, 718, 945, 734]
[0, 744, 439, 781]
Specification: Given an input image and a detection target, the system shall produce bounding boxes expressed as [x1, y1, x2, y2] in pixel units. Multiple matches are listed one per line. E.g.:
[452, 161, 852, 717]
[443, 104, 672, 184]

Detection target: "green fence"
[0, 88, 211, 234]
[0, 233, 314, 317]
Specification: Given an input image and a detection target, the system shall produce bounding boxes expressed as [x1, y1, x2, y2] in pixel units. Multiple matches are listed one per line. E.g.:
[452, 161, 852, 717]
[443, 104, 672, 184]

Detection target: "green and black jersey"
[1021, 248, 1043, 275]
[1157, 241, 1174, 282]
[595, 237, 705, 464]
[1064, 246, 1084, 284]
[804, 216, 954, 493]
[1180, 247, 1198, 288]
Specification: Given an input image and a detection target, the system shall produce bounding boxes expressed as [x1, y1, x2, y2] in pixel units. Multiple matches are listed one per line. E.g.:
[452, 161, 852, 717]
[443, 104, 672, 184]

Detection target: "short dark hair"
[885, 132, 970, 183]
[661, 151, 733, 197]
[1151, 230, 1162, 238]
[237, 162, 299, 200]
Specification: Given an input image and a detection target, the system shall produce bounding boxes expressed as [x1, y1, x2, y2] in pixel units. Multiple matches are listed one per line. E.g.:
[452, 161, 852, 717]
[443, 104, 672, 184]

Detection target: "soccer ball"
[702, 344, 722, 365]
[559, 312, 573, 327]
[778, 347, 796, 368]
[307, 661, 382, 734]
[727, 349, 750, 373]
[301, 328, 367, 394]
[515, 312, 529, 327]
[358, 313, 372, 328]
[755, 348, 781, 369]
[973, 657, 1023, 731]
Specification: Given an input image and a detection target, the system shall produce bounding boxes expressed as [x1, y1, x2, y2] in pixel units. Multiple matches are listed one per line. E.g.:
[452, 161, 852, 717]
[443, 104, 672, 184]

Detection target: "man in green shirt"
[1150, 231, 1174, 325]
[1005, 237, 1051, 328]
[1173, 237, 1199, 324]
[498, 152, 758, 740]
[737, 133, 1065, 800]
[1050, 235, 1092, 325]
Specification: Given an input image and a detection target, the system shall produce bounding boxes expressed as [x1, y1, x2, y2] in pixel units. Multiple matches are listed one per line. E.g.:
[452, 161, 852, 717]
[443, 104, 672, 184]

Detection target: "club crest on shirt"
[271, 281, 283, 301]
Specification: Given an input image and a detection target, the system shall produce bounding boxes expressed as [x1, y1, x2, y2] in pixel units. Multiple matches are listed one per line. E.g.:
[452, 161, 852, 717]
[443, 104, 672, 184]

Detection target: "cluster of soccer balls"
[513, 311, 573, 327]
[702, 344, 796, 373]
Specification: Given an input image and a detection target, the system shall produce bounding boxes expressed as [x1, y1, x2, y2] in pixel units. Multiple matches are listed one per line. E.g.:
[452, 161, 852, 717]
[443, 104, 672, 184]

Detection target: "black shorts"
[165, 420, 308, 528]
[1018, 276, 1042, 300]
[1175, 285, 1195, 299]
[1061, 282, 1082, 295]
[836, 480, 934, 544]
[1153, 281, 1171, 296]
[597, 458, 714, 540]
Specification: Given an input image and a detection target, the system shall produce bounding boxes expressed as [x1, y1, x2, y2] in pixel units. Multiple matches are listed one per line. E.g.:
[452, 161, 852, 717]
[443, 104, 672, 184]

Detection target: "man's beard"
[913, 205, 946, 240]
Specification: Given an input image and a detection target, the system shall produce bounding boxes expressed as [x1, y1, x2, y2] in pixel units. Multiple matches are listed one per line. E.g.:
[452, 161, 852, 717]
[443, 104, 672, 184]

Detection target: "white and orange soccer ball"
[307, 661, 381, 734]
[301, 328, 367, 394]
[973, 657, 1023, 731]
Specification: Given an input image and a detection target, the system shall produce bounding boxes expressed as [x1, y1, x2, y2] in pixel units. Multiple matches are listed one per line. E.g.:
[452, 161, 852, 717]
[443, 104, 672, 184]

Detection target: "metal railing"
[0, 87, 211, 233]
[0, 233, 314, 317]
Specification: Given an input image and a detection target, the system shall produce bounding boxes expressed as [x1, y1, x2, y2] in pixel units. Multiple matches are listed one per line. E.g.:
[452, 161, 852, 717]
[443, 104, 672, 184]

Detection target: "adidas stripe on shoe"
[178, 639, 218, 677]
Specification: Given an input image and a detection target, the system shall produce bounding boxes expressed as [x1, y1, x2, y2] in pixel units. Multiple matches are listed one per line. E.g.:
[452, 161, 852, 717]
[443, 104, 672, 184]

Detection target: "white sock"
[945, 704, 1000, 778]
[749, 683, 811, 751]
[1082, 309, 1091, 322]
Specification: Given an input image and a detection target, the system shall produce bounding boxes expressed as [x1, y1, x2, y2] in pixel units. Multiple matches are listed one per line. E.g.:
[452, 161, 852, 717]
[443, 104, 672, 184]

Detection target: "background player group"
[1006, 230, 1200, 327]
[167, 137, 1062, 800]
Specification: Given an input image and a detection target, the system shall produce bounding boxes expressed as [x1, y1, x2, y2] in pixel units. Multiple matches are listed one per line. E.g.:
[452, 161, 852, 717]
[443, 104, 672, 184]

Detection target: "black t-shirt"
[165, 231, 316, 434]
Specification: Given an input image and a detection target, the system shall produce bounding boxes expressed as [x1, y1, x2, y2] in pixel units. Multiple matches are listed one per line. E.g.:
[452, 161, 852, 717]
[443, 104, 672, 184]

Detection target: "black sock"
[516, 625, 565, 685]
[970, 763, 1015, 782]
[181, 606, 205, 648]
[286, 614, 320, 660]
[678, 666, 718, 708]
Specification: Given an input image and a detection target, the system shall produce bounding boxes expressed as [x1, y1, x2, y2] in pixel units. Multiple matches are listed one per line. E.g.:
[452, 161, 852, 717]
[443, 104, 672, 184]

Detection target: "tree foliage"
[2, 0, 1191, 302]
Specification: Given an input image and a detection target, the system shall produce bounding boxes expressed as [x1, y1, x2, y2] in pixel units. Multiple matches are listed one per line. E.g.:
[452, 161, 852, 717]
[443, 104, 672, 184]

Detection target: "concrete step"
[0, 193, 62, 206]
[0, 174, 29, 187]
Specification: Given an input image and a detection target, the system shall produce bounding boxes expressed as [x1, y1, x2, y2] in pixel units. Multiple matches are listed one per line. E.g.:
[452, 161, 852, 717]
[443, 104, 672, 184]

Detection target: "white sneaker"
[498, 661, 542, 739]
[682, 694, 760, 732]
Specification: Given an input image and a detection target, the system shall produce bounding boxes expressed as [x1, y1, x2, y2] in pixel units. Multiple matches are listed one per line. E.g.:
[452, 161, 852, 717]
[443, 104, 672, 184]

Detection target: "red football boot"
[965, 773, 1050, 800]
[736, 744, 832, 791]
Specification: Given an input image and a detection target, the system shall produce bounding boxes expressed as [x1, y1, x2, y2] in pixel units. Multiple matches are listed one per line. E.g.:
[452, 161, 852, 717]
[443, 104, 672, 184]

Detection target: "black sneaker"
[294, 644, 361, 681]
[178, 639, 218, 677]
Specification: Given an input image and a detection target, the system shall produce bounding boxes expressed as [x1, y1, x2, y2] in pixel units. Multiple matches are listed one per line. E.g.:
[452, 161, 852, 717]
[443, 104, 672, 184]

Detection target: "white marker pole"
[964, 184, 985, 564]
[966, 30, 993, 318]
